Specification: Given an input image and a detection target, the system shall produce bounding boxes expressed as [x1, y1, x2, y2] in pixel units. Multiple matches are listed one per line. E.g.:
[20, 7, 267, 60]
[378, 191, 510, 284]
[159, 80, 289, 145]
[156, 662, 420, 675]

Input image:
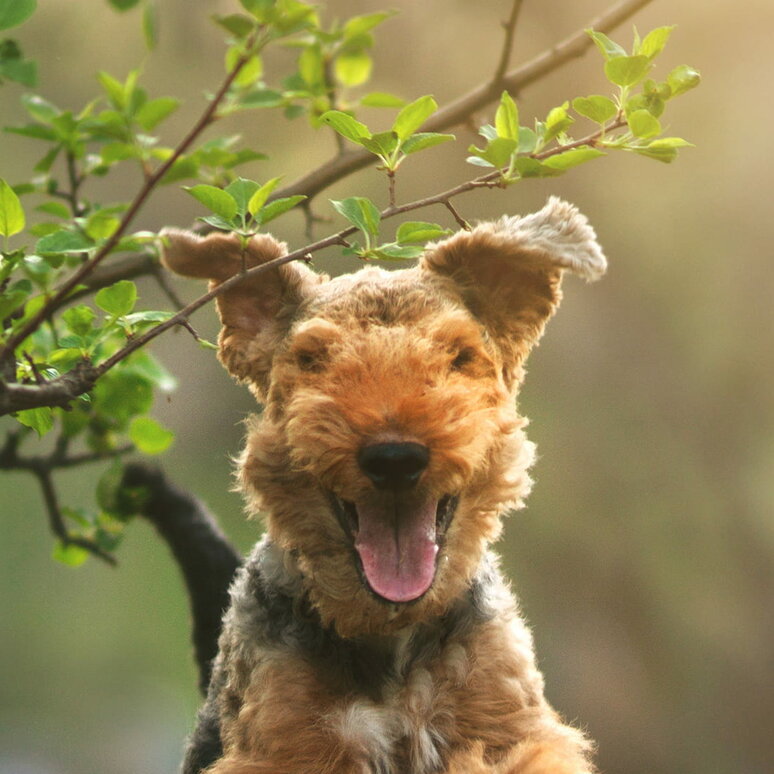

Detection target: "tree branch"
[271, 0, 654, 202]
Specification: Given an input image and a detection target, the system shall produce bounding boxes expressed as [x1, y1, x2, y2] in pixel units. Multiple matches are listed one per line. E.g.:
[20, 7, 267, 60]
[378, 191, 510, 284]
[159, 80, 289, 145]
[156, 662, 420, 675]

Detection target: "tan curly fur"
[162, 196, 605, 774]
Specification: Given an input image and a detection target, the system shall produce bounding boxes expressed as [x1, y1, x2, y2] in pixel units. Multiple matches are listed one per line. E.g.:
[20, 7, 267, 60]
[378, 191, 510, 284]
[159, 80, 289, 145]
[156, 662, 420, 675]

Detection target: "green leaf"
[0, 178, 25, 238]
[331, 197, 381, 236]
[129, 416, 174, 454]
[396, 221, 451, 244]
[468, 137, 518, 168]
[543, 102, 574, 145]
[0, 0, 36, 31]
[392, 95, 437, 140]
[184, 184, 238, 221]
[494, 91, 519, 141]
[21, 93, 59, 124]
[667, 65, 701, 97]
[638, 26, 675, 60]
[247, 177, 282, 216]
[605, 55, 651, 87]
[135, 96, 180, 131]
[95, 280, 138, 317]
[319, 110, 371, 143]
[63, 305, 96, 337]
[343, 11, 394, 38]
[108, 0, 142, 10]
[143, 0, 158, 50]
[628, 109, 661, 139]
[98, 71, 128, 109]
[16, 406, 54, 436]
[36, 230, 94, 254]
[586, 29, 626, 60]
[335, 51, 372, 87]
[52, 541, 89, 568]
[541, 146, 606, 170]
[359, 130, 398, 157]
[360, 92, 405, 108]
[367, 243, 424, 262]
[572, 95, 618, 124]
[213, 13, 255, 39]
[225, 177, 260, 216]
[0, 279, 32, 321]
[258, 195, 307, 225]
[401, 132, 454, 155]
[298, 43, 324, 87]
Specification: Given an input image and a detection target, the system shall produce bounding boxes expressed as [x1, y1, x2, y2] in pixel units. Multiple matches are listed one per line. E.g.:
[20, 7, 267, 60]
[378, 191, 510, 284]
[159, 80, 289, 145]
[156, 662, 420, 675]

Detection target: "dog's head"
[162, 197, 606, 636]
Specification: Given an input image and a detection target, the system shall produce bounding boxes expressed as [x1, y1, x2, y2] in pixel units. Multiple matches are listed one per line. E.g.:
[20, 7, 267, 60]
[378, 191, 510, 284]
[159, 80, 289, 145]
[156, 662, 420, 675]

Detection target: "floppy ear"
[420, 197, 606, 385]
[161, 228, 324, 397]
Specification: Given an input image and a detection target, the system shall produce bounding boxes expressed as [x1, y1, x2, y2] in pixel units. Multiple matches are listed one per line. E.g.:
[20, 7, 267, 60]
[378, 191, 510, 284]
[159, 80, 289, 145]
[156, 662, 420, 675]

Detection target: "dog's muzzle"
[328, 442, 459, 604]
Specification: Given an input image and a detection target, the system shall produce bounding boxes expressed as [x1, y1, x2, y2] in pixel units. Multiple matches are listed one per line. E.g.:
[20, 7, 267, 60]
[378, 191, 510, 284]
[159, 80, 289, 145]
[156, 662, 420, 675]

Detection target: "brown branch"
[270, 0, 654, 203]
[493, 0, 526, 86]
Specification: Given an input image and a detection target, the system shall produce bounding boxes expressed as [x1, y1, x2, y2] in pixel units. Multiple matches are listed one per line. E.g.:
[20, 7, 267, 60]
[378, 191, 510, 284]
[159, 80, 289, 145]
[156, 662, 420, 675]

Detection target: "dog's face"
[162, 198, 606, 636]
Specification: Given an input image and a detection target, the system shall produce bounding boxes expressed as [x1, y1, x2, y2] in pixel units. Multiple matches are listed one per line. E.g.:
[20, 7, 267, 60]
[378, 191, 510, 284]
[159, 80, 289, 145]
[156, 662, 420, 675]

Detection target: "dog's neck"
[233, 536, 499, 696]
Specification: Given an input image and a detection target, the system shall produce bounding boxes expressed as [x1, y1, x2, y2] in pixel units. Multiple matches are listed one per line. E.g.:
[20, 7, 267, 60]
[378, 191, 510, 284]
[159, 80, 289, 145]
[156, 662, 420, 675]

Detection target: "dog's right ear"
[161, 228, 323, 396]
[419, 197, 606, 387]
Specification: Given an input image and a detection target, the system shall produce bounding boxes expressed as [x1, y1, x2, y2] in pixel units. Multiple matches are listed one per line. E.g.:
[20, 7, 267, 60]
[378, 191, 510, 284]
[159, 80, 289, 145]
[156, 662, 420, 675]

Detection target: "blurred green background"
[1, 1, 772, 772]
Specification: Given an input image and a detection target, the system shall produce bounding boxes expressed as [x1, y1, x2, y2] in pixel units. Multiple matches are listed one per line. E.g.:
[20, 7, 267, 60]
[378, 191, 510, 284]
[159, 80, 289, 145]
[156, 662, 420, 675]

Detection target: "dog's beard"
[330, 492, 458, 604]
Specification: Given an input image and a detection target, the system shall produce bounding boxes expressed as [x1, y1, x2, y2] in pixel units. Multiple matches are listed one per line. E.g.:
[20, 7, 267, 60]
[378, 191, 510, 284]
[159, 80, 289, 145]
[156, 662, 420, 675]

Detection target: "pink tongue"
[354, 497, 438, 603]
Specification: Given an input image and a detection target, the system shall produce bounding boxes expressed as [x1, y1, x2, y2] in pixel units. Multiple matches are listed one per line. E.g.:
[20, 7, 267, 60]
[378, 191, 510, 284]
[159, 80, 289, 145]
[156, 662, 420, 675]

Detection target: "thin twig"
[444, 200, 470, 230]
[493, 0, 526, 86]
[31, 466, 118, 566]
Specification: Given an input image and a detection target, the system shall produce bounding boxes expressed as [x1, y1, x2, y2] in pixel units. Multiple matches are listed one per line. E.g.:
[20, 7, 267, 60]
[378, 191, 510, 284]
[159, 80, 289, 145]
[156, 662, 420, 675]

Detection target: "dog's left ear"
[161, 228, 324, 397]
[420, 197, 606, 383]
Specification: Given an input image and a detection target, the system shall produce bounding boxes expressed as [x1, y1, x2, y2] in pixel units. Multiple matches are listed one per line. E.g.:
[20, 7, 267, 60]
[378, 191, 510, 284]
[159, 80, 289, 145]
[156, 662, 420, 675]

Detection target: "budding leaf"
[320, 110, 371, 143]
[586, 29, 627, 60]
[605, 55, 651, 87]
[392, 95, 437, 141]
[572, 95, 617, 124]
[0, 178, 25, 238]
[638, 26, 675, 60]
[667, 65, 701, 96]
[184, 184, 238, 221]
[129, 416, 174, 455]
[331, 197, 381, 237]
[396, 221, 451, 244]
[542, 146, 606, 170]
[247, 177, 282, 216]
[95, 280, 138, 317]
[628, 109, 662, 139]
[16, 406, 54, 437]
[495, 91, 519, 141]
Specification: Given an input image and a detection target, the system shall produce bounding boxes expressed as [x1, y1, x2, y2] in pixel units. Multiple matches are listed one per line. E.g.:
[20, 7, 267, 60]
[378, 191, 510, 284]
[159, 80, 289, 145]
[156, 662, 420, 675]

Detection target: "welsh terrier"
[161, 196, 607, 774]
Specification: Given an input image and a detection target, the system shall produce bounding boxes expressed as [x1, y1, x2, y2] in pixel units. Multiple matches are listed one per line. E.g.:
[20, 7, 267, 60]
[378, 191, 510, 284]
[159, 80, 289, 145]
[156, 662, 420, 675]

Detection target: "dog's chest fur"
[211, 538, 540, 774]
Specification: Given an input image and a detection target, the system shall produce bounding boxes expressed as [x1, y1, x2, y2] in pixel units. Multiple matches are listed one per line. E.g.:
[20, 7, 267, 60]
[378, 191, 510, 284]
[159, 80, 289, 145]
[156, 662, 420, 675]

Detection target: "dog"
[160, 196, 606, 774]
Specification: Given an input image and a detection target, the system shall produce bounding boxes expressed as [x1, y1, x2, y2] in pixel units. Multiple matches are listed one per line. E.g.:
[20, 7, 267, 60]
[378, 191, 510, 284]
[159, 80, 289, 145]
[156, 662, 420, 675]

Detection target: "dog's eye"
[296, 350, 324, 372]
[451, 347, 476, 371]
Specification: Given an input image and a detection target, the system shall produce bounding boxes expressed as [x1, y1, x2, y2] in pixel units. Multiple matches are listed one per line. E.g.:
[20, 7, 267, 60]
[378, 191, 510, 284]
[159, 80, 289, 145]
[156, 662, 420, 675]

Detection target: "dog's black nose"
[357, 442, 430, 491]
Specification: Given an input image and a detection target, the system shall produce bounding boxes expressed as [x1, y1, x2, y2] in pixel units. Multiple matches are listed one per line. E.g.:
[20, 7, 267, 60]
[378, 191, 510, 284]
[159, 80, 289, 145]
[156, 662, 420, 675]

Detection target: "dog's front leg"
[207, 655, 393, 774]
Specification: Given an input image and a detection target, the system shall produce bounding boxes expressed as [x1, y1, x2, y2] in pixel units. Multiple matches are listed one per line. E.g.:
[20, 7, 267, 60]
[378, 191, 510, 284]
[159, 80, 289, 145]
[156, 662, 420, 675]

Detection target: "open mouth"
[329, 492, 458, 604]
